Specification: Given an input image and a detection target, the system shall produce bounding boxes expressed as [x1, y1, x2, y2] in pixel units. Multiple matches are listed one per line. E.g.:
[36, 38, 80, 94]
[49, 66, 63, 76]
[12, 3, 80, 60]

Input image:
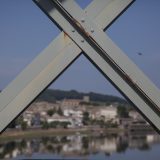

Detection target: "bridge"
[0, 0, 160, 133]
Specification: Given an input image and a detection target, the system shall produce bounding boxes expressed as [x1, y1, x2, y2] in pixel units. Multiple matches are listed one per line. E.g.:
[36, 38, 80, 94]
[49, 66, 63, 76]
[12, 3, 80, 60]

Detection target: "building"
[89, 108, 100, 120]
[46, 113, 72, 124]
[61, 96, 90, 108]
[63, 108, 83, 118]
[99, 105, 117, 121]
[83, 96, 90, 102]
[129, 110, 143, 121]
[71, 115, 83, 127]
[27, 101, 58, 113]
[61, 99, 81, 108]
[23, 111, 34, 126]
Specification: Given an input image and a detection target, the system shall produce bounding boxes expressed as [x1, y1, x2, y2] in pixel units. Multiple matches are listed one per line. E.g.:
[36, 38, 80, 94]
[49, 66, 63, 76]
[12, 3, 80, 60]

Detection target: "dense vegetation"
[36, 89, 127, 104]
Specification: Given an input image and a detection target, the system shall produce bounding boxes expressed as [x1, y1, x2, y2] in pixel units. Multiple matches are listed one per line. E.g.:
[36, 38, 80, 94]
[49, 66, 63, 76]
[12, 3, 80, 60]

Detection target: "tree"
[57, 107, 63, 116]
[117, 105, 129, 118]
[50, 121, 59, 128]
[42, 121, 49, 129]
[8, 120, 17, 129]
[47, 109, 54, 117]
[82, 111, 90, 125]
[8, 115, 24, 128]
[99, 119, 105, 128]
[60, 122, 71, 128]
[21, 121, 27, 130]
[17, 115, 24, 124]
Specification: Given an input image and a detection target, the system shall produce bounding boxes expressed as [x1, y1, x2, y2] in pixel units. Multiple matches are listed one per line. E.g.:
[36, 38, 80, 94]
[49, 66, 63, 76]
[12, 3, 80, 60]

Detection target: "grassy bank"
[0, 128, 124, 141]
[0, 128, 93, 141]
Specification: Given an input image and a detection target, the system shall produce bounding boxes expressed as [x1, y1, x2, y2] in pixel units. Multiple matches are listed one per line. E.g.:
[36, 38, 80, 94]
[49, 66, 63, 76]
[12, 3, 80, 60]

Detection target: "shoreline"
[0, 127, 156, 142]
[0, 128, 123, 141]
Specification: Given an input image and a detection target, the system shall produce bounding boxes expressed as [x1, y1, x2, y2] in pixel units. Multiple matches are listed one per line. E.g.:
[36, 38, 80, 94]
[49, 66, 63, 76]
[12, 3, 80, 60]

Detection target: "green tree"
[57, 107, 63, 116]
[8, 115, 24, 128]
[99, 119, 105, 128]
[61, 136, 68, 143]
[8, 120, 17, 129]
[82, 111, 90, 125]
[21, 121, 27, 130]
[47, 109, 54, 117]
[60, 121, 71, 128]
[42, 121, 49, 129]
[17, 115, 24, 124]
[117, 105, 129, 118]
[50, 121, 59, 128]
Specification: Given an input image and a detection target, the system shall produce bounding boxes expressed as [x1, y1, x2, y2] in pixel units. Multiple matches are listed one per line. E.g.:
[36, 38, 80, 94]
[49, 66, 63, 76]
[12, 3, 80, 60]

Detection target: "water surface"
[0, 132, 159, 159]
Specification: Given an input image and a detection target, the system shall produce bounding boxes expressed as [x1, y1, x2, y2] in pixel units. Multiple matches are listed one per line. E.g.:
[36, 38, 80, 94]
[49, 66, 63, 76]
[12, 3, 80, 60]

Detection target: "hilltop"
[36, 89, 127, 105]
[0, 89, 128, 105]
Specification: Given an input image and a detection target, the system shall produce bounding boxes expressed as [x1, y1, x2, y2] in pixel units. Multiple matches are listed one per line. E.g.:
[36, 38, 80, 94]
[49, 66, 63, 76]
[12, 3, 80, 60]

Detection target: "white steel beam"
[0, 0, 132, 133]
[85, 0, 135, 30]
[35, 0, 160, 132]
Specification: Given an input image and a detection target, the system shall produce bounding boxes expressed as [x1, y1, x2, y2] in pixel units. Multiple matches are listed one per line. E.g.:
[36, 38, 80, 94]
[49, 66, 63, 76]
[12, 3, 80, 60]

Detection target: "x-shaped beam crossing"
[0, 0, 160, 133]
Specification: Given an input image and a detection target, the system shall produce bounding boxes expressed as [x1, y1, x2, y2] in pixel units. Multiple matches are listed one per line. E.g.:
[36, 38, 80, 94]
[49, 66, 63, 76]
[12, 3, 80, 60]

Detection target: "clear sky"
[0, 0, 160, 97]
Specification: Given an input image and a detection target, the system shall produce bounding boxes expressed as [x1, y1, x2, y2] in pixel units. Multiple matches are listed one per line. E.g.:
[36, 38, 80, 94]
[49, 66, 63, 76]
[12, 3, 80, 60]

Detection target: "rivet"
[91, 28, 94, 33]
[72, 29, 75, 32]
[81, 39, 84, 43]
[81, 18, 85, 23]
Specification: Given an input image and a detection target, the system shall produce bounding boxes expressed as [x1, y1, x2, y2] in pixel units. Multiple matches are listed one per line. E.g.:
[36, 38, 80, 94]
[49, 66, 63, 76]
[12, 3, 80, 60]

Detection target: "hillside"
[36, 89, 127, 104]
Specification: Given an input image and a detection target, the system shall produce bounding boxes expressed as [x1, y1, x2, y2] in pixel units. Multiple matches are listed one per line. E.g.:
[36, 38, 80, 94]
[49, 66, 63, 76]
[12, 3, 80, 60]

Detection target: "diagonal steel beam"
[35, 0, 160, 132]
[0, 0, 132, 133]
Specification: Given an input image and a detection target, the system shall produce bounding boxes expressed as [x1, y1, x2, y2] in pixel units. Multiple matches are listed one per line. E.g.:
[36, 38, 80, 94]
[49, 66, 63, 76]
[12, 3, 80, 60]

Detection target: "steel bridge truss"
[0, 0, 160, 133]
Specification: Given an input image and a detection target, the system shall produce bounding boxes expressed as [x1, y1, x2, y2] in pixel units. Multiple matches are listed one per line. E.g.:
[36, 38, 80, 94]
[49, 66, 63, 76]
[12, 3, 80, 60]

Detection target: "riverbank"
[0, 128, 124, 141]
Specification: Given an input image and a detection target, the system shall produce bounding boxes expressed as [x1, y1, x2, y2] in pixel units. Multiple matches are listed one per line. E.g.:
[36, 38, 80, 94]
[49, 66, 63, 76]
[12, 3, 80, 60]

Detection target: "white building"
[63, 109, 83, 118]
[99, 105, 117, 121]
[129, 110, 143, 121]
[23, 111, 33, 126]
[46, 113, 72, 123]
[71, 115, 83, 127]
[90, 108, 100, 120]
[83, 96, 90, 102]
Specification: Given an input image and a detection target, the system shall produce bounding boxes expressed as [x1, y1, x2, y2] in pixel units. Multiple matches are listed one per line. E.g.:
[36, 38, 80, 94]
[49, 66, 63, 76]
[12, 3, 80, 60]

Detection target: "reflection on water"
[0, 132, 160, 159]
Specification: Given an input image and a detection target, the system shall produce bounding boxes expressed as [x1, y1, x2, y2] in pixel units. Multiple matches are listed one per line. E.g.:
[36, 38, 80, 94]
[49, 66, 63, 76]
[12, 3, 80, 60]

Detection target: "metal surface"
[0, 0, 133, 133]
[35, 0, 160, 132]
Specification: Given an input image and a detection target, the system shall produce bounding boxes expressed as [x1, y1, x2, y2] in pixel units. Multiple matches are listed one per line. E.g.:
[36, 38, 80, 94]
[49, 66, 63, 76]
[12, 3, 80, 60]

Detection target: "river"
[0, 132, 159, 159]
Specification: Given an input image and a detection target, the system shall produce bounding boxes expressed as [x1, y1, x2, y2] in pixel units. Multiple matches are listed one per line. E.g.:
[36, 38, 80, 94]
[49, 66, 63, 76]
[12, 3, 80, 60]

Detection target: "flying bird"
[137, 52, 143, 56]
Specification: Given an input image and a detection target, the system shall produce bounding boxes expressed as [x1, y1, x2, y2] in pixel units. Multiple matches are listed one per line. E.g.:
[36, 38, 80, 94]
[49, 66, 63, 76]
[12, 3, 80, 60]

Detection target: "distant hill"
[36, 89, 127, 104]
[0, 89, 127, 104]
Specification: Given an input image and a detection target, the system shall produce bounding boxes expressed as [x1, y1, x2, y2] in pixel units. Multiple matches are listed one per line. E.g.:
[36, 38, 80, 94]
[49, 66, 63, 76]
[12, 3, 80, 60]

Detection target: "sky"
[0, 0, 160, 97]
